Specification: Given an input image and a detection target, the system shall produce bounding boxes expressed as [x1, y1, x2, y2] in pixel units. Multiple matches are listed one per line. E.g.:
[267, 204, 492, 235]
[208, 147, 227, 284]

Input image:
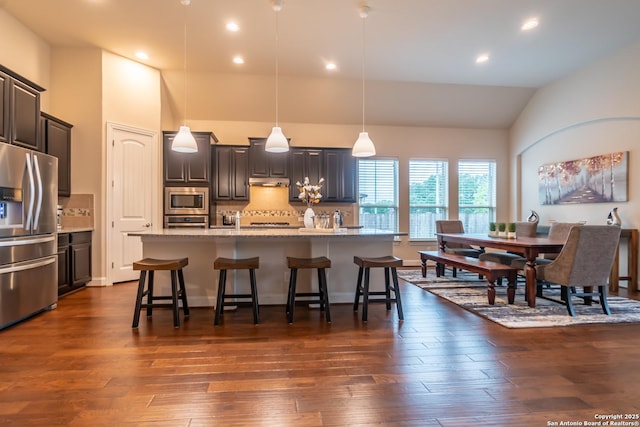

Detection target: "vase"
[303, 207, 315, 228]
[607, 207, 622, 226]
[527, 210, 539, 224]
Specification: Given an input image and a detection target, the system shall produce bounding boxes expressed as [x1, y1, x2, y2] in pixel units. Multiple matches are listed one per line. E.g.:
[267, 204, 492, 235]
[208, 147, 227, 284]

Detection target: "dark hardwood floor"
[2, 272, 640, 426]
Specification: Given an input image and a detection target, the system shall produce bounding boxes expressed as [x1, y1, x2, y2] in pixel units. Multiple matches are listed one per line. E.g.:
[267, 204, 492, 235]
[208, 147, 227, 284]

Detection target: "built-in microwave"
[164, 187, 209, 216]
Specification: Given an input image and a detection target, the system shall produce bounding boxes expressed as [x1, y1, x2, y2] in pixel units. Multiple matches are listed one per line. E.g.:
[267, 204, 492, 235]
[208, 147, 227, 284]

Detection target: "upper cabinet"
[0, 65, 45, 151]
[163, 131, 212, 186]
[213, 146, 249, 201]
[248, 137, 289, 178]
[289, 148, 323, 202]
[0, 72, 8, 144]
[288, 147, 356, 203]
[42, 113, 73, 197]
[323, 149, 357, 203]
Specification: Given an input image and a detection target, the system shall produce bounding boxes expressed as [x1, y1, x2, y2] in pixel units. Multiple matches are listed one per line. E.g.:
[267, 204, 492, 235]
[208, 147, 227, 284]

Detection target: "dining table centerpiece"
[296, 177, 324, 228]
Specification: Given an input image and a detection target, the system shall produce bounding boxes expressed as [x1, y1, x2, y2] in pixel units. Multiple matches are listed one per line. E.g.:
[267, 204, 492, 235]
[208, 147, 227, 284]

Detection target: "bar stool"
[214, 257, 260, 325]
[286, 256, 332, 324]
[353, 255, 404, 322]
[132, 257, 189, 328]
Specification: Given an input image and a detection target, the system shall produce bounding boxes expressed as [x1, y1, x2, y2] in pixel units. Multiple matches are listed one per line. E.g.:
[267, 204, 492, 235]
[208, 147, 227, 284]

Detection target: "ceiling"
[3, 0, 640, 129]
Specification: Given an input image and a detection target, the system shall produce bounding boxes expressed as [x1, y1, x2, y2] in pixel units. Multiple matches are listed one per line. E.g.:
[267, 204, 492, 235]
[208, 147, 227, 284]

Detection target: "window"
[358, 159, 398, 232]
[458, 160, 496, 233]
[409, 160, 448, 239]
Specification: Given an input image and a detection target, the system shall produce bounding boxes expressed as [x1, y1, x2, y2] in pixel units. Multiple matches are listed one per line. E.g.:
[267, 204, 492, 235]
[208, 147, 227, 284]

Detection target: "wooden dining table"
[436, 233, 566, 307]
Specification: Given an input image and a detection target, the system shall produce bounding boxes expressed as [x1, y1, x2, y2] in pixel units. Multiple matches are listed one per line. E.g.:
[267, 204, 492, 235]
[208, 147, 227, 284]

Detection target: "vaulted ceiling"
[4, 0, 640, 128]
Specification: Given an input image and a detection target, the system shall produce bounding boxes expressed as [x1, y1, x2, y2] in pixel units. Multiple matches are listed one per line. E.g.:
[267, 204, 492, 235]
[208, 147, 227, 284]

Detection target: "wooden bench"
[418, 250, 518, 305]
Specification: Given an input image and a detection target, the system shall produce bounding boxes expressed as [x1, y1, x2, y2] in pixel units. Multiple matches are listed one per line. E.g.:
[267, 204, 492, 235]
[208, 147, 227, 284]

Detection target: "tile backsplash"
[58, 194, 94, 229]
[216, 186, 356, 226]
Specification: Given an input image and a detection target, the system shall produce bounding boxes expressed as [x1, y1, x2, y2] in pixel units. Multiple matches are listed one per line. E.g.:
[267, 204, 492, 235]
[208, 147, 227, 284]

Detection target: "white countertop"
[130, 228, 405, 239]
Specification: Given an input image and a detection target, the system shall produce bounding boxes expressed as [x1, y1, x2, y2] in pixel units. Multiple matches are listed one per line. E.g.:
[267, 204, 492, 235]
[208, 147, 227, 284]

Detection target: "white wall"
[510, 41, 640, 228]
[0, 9, 51, 108]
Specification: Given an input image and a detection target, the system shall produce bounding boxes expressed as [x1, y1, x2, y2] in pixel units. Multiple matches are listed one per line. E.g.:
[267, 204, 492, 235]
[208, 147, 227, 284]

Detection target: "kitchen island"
[129, 228, 405, 307]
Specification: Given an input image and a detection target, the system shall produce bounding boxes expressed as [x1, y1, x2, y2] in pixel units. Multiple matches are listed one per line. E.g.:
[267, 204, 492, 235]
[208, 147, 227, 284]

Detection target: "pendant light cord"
[275, 8, 280, 126]
[361, 6, 368, 132]
[183, 1, 188, 126]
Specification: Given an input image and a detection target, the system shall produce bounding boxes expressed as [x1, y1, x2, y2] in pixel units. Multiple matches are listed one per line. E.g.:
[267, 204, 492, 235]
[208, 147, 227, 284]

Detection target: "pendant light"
[172, 0, 198, 153]
[352, 2, 376, 157]
[265, 0, 289, 153]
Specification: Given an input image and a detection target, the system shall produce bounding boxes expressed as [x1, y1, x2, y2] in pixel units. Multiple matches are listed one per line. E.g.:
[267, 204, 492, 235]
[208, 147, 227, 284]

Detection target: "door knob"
[145, 223, 151, 227]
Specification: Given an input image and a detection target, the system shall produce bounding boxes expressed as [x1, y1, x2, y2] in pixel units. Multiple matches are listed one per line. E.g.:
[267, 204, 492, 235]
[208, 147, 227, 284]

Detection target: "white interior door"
[107, 123, 157, 284]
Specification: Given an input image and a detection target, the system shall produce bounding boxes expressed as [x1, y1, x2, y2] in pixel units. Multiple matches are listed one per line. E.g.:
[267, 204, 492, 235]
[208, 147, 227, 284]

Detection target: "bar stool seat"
[132, 257, 189, 328]
[353, 255, 404, 322]
[286, 256, 332, 324]
[214, 257, 260, 325]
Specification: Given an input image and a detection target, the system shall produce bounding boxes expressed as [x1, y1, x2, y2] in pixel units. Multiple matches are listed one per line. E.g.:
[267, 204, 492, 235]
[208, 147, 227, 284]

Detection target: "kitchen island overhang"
[128, 228, 406, 307]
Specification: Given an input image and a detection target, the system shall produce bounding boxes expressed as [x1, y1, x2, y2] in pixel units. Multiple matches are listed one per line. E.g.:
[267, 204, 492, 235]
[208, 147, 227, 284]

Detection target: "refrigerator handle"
[24, 153, 35, 232]
[33, 154, 43, 230]
[0, 257, 56, 275]
[0, 235, 56, 247]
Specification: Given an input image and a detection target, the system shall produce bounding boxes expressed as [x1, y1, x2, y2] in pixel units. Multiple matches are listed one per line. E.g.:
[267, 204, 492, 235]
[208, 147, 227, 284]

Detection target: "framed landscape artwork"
[538, 151, 628, 205]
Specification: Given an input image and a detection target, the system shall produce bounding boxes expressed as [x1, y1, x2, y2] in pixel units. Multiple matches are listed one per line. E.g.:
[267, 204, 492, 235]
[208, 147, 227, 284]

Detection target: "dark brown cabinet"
[248, 137, 289, 178]
[213, 146, 249, 201]
[56, 233, 72, 295]
[323, 148, 357, 203]
[288, 147, 356, 203]
[0, 72, 8, 144]
[0, 66, 44, 151]
[58, 231, 92, 296]
[42, 113, 72, 197]
[289, 148, 323, 202]
[163, 131, 211, 186]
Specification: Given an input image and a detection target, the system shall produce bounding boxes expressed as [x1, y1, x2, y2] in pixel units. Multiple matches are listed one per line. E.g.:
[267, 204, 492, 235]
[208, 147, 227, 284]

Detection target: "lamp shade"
[265, 126, 289, 153]
[352, 132, 376, 157]
[172, 126, 198, 153]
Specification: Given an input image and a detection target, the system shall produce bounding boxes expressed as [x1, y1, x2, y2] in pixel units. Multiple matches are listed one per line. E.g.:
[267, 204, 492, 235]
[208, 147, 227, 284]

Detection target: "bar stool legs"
[353, 256, 404, 322]
[132, 258, 190, 328]
[286, 256, 332, 324]
[214, 257, 260, 325]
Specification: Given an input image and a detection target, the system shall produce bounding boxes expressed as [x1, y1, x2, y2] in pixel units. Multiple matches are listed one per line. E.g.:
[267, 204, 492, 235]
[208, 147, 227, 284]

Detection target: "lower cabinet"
[58, 231, 92, 296]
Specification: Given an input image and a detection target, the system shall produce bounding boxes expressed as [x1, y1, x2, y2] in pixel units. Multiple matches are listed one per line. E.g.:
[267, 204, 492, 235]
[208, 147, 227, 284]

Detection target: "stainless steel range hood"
[248, 177, 290, 187]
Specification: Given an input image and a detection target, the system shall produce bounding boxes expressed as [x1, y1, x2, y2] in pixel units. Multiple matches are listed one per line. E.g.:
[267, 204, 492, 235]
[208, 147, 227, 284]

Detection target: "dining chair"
[435, 220, 483, 277]
[435, 220, 483, 257]
[509, 221, 583, 270]
[535, 225, 621, 316]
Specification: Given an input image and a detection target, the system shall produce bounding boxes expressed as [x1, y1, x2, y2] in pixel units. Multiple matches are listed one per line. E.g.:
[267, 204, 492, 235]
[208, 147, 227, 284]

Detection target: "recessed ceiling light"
[135, 51, 149, 61]
[325, 62, 337, 71]
[233, 56, 244, 65]
[226, 21, 239, 32]
[476, 54, 490, 64]
[521, 18, 539, 31]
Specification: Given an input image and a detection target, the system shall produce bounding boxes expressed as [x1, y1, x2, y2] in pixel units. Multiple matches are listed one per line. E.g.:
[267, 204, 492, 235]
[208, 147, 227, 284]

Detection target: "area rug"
[398, 269, 640, 328]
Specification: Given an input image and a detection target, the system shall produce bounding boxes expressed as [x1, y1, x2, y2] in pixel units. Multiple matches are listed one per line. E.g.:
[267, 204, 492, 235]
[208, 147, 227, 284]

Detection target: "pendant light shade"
[171, 0, 197, 153]
[266, 126, 289, 153]
[352, 131, 376, 157]
[172, 126, 198, 153]
[265, 0, 289, 153]
[352, 3, 376, 158]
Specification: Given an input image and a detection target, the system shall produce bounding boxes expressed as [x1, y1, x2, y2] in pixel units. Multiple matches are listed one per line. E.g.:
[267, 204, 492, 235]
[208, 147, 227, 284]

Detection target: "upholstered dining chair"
[535, 225, 621, 316]
[435, 220, 483, 277]
[435, 220, 482, 256]
[509, 221, 583, 270]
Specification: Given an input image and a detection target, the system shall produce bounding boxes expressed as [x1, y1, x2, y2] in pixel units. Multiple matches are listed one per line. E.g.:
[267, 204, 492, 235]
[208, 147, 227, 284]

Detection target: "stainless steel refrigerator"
[0, 143, 58, 330]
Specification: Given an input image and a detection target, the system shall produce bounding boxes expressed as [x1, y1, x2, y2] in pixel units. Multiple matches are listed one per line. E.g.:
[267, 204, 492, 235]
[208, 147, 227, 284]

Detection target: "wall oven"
[164, 187, 209, 216]
[164, 215, 208, 229]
